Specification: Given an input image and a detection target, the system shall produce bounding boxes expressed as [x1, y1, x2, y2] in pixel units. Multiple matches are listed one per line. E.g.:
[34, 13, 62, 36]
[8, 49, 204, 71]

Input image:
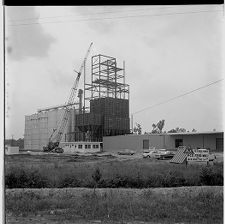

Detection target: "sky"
[5, 5, 224, 139]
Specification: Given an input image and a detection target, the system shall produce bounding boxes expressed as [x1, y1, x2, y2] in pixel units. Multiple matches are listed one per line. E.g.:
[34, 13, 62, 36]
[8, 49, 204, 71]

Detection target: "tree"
[192, 128, 197, 132]
[168, 127, 187, 133]
[157, 120, 165, 133]
[134, 123, 142, 135]
[92, 167, 102, 188]
[167, 128, 177, 133]
[151, 119, 165, 134]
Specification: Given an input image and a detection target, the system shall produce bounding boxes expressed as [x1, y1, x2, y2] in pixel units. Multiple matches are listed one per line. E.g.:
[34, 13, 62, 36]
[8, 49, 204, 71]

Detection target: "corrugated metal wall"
[76, 97, 130, 141]
[24, 109, 74, 151]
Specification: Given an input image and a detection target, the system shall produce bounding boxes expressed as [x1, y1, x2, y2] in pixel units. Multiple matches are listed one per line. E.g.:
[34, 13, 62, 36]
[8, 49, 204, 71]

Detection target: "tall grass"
[5, 154, 223, 189]
[6, 188, 223, 223]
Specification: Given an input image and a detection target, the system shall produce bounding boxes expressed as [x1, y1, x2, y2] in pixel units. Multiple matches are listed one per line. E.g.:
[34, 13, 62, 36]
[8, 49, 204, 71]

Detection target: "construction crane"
[43, 42, 93, 153]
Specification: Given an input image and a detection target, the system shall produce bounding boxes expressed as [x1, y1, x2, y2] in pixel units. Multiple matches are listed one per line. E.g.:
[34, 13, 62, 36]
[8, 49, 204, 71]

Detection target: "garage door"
[216, 138, 223, 151]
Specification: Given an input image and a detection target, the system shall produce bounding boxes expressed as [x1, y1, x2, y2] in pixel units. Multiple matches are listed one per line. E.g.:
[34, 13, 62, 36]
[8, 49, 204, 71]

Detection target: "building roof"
[165, 131, 223, 136]
[103, 131, 223, 138]
[129, 131, 223, 137]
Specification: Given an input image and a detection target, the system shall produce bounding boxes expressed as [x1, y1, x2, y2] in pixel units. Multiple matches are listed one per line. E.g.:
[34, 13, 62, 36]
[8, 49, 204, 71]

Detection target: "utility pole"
[131, 114, 134, 133]
[11, 135, 14, 146]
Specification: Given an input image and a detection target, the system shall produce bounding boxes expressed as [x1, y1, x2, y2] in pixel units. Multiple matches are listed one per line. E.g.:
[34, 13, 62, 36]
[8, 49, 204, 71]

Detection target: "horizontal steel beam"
[37, 102, 79, 113]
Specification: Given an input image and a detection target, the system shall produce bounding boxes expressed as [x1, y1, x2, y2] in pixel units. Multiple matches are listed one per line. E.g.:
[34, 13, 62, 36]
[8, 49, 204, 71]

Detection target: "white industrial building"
[24, 108, 77, 151]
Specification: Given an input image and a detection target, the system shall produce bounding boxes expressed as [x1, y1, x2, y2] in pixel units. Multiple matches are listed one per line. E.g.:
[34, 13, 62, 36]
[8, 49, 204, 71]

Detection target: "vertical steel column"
[123, 61, 125, 99]
[115, 61, 117, 99]
[91, 56, 93, 99]
[107, 60, 109, 97]
[99, 55, 101, 98]
[84, 61, 86, 113]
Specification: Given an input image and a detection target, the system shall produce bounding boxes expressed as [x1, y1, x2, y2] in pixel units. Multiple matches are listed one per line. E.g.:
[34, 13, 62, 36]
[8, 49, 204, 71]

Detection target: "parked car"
[142, 149, 158, 158]
[155, 149, 174, 160]
[157, 152, 175, 160]
[209, 153, 216, 161]
[118, 149, 135, 155]
[54, 147, 64, 153]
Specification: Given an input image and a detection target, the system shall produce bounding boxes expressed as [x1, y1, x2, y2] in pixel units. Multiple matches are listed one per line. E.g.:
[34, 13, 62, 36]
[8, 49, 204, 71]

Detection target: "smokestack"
[78, 89, 83, 114]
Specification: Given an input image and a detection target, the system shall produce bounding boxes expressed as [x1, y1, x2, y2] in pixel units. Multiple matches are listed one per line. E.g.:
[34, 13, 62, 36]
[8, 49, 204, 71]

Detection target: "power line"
[133, 79, 224, 115]
[8, 9, 222, 27]
[8, 6, 186, 22]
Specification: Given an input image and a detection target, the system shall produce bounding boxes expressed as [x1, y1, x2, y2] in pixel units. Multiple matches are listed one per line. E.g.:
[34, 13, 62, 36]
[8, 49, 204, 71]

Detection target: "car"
[118, 149, 135, 155]
[157, 152, 175, 160]
[142, 150, 158, 158]
[155, 149, 174, 160]
[54, 147, 64, 153]
[209, 153, 216, 161]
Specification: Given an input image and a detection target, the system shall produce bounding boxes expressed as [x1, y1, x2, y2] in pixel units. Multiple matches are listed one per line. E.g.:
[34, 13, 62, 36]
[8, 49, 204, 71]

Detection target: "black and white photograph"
[3, 5, 224, 224]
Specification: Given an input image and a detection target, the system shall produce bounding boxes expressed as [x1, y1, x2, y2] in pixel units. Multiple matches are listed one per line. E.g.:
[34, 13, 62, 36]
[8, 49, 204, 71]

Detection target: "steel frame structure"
[84, 54, 129, 105]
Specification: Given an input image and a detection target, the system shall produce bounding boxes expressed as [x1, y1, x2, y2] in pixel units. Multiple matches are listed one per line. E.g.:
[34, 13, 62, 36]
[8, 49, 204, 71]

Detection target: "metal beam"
[37, 102, 79, 113]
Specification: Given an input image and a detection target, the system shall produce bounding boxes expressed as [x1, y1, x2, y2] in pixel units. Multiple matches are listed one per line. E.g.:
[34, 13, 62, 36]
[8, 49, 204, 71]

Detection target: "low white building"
[5, 146, 20, 155]
[103, 131, 224, 153]
[59, 141, 102, 154]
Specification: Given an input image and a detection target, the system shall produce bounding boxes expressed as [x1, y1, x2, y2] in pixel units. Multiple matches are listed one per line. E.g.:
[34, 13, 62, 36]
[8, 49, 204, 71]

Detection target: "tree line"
[5, 138, 24, 149]
[133, 119, 201, 135]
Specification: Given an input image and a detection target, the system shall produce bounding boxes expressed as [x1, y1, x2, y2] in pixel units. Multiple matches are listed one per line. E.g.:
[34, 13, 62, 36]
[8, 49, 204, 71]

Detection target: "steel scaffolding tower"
[85, 54, 129, 104]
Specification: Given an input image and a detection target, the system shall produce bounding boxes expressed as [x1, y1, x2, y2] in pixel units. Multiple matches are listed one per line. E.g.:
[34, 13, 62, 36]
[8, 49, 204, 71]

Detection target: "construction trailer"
[24, 54, 130, 151]
[59, 141, 102, 154]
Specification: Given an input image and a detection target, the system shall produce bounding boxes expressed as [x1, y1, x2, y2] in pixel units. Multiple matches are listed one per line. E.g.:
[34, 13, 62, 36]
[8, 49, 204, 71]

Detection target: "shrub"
[200, 166, 223, 186]
[92, 167, 102, 187]
[5, 168, 49, 188]
[162, 171, 186, 187]
[59, 176, 81, 188]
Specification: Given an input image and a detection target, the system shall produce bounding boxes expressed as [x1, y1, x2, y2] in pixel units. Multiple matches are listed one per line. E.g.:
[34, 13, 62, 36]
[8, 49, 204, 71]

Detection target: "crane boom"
[44, 43, 93, 151]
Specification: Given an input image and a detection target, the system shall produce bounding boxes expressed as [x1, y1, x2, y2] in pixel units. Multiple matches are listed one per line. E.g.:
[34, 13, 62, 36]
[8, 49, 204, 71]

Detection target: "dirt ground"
[5, 215, 205, 224]
[5, 215, 187, 224]
[7, 150, 224, 164]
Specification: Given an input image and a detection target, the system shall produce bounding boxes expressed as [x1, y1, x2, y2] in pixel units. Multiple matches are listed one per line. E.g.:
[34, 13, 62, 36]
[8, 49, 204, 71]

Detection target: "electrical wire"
[133, 79, 224, 115]
[8, 9, 222, 27]
[8, 5, 187, 22]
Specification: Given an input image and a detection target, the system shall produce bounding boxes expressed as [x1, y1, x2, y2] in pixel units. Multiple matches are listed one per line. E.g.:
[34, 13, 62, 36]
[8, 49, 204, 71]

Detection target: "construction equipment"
[43, 42, 93, 153]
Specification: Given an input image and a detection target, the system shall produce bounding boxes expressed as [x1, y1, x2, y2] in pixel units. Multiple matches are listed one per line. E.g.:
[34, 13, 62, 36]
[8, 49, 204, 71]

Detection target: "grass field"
[5, 153, 223, 223]
[5, 153, 223, 188]
[6, 186, 223, 224]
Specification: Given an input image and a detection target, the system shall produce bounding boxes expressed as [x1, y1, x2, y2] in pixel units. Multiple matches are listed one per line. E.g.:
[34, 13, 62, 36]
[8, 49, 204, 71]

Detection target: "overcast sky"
[5, 5, 224, 139]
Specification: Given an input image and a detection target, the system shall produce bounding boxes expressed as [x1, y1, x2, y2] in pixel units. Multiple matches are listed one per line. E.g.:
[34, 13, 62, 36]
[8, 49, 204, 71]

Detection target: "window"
[78, 145, 82, 149]
[216, 138, 223, 151]
[85, 145, 88, 149]
[95, 145, 99, 148]
[88, 145, 91, 149]
[175, 139, 183, 148]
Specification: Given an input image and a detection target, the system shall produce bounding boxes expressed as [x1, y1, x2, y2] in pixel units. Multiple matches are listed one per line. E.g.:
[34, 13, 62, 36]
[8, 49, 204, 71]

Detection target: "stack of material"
[170, 146, 188, 164]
